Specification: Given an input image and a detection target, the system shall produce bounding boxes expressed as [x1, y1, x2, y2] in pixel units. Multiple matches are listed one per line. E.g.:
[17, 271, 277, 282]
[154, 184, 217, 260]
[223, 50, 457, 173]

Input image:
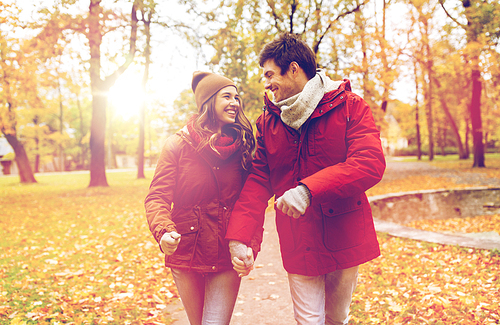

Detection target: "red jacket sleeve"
[225, 113, 273, 248]
[300, 94, 386, 203]
[144, 136, 179, 244]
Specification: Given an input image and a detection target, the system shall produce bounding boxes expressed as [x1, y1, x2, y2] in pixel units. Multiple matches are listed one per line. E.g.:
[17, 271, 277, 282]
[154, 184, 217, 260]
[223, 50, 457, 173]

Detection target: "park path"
[164, 209, 295, 325]
[164, 159, 500, 324]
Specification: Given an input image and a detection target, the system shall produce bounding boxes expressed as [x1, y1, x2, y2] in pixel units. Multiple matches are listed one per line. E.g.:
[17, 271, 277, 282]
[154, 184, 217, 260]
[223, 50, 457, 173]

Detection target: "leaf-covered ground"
[0, 171, 174, 324]
[1, 157, 500, 324]
[354, 157, 500, 325]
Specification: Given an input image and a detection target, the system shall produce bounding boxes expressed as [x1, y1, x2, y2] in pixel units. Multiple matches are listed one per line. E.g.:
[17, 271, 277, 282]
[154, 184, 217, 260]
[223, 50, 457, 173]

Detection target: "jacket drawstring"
[346, 97, 350, 122]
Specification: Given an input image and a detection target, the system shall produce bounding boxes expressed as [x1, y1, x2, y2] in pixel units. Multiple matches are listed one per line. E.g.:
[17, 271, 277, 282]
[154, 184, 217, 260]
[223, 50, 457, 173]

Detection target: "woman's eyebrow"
[220, 91, 238, 96]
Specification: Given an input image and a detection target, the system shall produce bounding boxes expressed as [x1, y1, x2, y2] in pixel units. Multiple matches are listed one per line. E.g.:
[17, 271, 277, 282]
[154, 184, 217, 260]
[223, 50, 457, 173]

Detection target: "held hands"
[275, 185, 311, 219]
[160, 231, 181, 255]
[229, 240, 254, 277]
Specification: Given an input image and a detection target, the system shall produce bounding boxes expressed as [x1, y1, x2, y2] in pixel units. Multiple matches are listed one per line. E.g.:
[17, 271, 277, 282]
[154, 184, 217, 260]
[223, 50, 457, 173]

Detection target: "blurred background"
[1, 0, 499, 185]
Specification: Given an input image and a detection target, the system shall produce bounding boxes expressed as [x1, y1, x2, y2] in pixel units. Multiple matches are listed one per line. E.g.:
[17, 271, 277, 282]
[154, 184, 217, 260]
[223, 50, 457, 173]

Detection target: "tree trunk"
[414, 62, 422, 160]
[425, 62, 434, 160]
[432, 77, 466, 159]
[34, 136, 40, 173]
[4, 133, 37, 183]
[137, 10, 151, 180]
[421, 15, 434, 161]
[88, 0, 108, 186]
[380, 0, 389, 113]
[465, 116, 470, 157]
[58, 75, 65, 171]
[89, 93, 109, 186]
[470, 68, 485, 167]
[106, 111, 116, 169]
[87, 0, 138, 186]
[76, 93, 87, 169]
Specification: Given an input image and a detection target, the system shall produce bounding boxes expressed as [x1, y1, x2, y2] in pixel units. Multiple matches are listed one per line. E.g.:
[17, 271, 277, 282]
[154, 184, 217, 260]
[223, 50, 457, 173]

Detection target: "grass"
[392, 152, 500, 163]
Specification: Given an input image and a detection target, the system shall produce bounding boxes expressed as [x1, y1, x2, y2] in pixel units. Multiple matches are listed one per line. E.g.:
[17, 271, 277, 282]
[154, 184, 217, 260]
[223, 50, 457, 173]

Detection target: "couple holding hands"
[145, 32, 386, 325]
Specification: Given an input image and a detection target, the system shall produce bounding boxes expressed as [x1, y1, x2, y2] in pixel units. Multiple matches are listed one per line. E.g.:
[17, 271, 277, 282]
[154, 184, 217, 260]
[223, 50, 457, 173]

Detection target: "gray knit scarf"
[274, 70, 342, 131]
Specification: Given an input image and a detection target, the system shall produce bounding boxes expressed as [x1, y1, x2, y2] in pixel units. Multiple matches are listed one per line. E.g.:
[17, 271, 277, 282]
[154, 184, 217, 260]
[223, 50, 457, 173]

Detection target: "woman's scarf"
[186, 121, 239, 160]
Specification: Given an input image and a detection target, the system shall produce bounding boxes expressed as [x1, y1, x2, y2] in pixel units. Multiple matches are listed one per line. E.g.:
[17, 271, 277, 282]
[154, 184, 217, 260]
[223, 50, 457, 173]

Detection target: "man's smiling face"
[263, 60, 301, 102]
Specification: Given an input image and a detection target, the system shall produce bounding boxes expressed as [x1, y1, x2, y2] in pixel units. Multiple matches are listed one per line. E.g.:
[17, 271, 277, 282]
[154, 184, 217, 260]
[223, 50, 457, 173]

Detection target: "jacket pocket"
[171, 207, 200, 261]
[321, 196, 365, 252]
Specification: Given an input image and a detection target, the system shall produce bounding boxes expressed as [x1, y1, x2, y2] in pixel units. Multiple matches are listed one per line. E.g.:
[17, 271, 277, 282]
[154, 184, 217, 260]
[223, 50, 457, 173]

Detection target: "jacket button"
[340, 96, 344, 99]
[223, 206, 227, 210]
[294, 140, 297, 144]
[306, 247, 311, 251]
[329, 104, 333, 107]
[357, 201, 361, 205]
[329, 209, 333, 213]
[319, 110, 323, 113]
[190, 226, 195, 230]
[212, 266, 216, 270]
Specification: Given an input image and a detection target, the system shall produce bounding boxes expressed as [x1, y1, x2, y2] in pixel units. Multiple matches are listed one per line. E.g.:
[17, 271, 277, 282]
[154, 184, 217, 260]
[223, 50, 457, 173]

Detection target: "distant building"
[0, 137, 17, 175]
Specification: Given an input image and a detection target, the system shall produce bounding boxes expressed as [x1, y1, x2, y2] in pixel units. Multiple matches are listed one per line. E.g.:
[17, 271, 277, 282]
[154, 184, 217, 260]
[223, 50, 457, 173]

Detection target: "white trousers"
[288, 266, 359, 325]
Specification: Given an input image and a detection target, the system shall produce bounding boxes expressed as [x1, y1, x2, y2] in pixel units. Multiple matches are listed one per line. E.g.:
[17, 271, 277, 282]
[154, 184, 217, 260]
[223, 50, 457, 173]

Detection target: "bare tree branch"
[266, 0, 283, 32]
[312, 0, 369, 54]
[438, 0, 465, 28]
[102, 0, 139, 90]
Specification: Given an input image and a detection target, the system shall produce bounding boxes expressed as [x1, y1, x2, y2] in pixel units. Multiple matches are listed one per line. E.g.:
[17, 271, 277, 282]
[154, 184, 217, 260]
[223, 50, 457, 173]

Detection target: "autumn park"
[1, 0, 500, 324]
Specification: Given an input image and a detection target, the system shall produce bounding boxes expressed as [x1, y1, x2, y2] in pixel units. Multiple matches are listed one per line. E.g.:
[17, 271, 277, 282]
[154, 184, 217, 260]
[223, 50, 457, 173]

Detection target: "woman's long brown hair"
[191, 92, 255, 170]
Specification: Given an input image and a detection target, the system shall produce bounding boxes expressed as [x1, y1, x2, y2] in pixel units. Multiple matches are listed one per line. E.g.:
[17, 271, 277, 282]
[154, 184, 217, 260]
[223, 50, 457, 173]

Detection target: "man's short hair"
[258, 32, 317, 80]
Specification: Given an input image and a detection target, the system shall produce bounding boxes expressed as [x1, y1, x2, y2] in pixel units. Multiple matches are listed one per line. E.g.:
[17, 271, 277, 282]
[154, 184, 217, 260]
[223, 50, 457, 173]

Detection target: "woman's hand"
[229, 240, 254, 277]
[160, 231, 181, 255]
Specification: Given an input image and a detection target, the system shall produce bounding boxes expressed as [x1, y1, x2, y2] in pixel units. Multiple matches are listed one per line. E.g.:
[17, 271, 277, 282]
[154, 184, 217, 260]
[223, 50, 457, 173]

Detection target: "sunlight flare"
[108, 69, 146, 119]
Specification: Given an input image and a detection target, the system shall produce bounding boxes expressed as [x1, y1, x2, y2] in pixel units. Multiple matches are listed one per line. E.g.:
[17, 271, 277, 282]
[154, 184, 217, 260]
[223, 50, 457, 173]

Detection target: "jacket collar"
[264, 79, 352, 119]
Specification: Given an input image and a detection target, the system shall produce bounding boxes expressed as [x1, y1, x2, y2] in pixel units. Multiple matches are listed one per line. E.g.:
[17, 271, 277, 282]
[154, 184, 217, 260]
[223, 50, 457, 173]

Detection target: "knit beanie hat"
[191, 71, 236, 111]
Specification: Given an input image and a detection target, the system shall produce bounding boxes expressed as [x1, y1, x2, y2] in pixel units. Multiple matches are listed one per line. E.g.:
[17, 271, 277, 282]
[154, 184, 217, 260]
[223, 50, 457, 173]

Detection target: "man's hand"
[229, 240, 254, 277]
[160, 231, 181, 255]
[275, 185, 311, 219]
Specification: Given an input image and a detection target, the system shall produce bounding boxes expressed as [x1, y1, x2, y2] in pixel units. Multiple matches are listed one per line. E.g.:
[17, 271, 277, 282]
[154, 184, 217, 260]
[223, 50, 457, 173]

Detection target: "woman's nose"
[230, 98, 240, 107]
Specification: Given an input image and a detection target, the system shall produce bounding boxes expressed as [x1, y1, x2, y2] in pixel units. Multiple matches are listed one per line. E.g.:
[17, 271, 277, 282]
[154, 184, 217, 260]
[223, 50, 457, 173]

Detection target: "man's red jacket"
[226, 79, 386, 276]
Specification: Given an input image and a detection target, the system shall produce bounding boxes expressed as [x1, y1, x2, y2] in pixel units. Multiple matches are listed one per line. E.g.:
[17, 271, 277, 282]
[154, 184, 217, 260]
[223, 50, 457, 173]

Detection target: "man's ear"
[289, 62, 300, 76]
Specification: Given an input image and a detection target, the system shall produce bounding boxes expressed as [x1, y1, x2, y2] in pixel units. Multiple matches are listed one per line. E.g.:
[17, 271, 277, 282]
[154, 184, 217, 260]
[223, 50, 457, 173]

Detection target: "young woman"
[145, 71, 257, 325]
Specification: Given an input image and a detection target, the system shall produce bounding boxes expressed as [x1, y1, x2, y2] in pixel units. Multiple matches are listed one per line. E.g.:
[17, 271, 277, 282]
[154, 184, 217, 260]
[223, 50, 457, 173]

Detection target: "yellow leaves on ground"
[352, 161, 500, 324]
[366, 175, 472, 197]
[2, 160, 500, 324]
[352, 234, 500, 324]
[408, 214, 500, 234]
[0, 171, 178, 324]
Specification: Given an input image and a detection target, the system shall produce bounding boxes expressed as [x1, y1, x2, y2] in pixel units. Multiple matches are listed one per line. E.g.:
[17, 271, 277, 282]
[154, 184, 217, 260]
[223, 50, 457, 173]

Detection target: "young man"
[226, 32, 386, 325]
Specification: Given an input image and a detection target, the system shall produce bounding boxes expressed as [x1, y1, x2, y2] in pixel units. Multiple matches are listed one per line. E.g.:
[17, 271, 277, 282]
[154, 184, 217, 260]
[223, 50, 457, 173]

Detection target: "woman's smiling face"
[214, 86, 240, 131]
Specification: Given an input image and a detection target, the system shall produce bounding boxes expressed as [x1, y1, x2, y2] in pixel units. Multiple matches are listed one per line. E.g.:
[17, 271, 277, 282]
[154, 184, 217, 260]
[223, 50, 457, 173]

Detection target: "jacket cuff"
[157, 228, 168, 244]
